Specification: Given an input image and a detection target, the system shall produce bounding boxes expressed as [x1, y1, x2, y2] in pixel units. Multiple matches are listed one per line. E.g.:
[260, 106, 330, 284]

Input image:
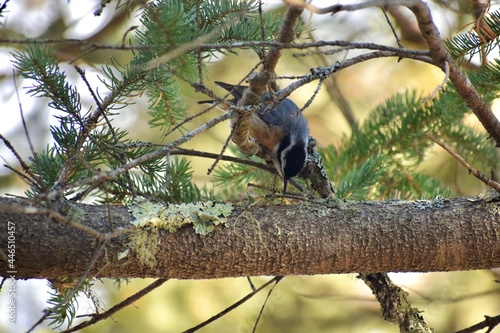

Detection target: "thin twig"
[182, 276, 282, 333]
[257, 0, 266, 60]
[0, 37, 428, 53]
[300, 77, 325, 112]
[142, 15, 240, 71]
[381, 7, 404, 48]
[455, 314, 500, 333]
[0, 203, 105, 240]
[305, 31, 357, 129]
[2, 164, 33, 185]
[74, 65, 136, 199]
[252, 276, 283, 333]
[61, 278, 169, 333]
[426, 60, 450, 101]
[0, 134, 40, 190]
[427, 133, 500, 191]
[13, 70, 35, 156]
[246, 276, 256, 291]
[275, 50, 433, 102]
[27, 240, 107, 333]
[206, 122, 237, 175]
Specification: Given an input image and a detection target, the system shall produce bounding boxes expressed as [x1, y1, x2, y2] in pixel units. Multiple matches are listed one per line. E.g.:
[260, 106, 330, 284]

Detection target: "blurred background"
[0, 0, 499, 332]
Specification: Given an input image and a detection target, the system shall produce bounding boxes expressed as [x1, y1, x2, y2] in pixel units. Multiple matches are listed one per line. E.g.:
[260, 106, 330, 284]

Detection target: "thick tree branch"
[0, 195, 498, 279]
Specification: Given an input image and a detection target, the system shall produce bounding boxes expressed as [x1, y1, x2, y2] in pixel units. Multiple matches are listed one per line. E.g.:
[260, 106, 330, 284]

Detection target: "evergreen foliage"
[133, 0, 298, 135]
[9, 0, 305, 205]
[213, 148, 276, 198]
[322, 80, 497, 200]
[45, 279, 95, 329]
[445, 9, 500, 62]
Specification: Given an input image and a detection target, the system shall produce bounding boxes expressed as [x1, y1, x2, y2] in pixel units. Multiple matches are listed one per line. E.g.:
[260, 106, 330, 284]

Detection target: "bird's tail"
[197, 81, 247, 106]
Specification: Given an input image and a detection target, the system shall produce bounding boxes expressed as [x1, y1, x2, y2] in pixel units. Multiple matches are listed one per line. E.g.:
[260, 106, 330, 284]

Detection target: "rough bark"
[0, 195, 498, 280]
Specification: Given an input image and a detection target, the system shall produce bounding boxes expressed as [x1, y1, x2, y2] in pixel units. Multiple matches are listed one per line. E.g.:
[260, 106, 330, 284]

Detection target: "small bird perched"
[200, 81, 310, 193]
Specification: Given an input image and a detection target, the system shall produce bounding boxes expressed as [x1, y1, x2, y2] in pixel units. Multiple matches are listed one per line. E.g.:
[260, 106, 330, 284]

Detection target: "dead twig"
[427, 133, 500, 191]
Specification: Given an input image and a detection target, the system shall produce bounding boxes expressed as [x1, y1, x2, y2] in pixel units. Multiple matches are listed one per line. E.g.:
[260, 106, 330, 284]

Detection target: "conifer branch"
[300, 0, 500, 147]
[30, 112, 231, 202]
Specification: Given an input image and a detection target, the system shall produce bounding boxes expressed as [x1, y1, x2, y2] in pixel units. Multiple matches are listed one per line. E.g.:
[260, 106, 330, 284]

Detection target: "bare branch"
[427, 133, 500, 191]
[381, 7, 404, 48]
[61, 278, 169, 333]
[182, 277, 282, 333]
[455, 314, 500, 333]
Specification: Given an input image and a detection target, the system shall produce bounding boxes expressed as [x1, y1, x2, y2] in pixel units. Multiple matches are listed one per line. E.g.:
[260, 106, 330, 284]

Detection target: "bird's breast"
[248, 113, 284, 152]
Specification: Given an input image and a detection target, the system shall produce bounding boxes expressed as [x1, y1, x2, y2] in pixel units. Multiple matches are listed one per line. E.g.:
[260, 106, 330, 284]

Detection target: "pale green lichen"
[128, 201, 166, 227]
[122, 201, 233, 267]
[411, 195, 446, 210]
[129, 201, 233, 235]
[129, 228, 159, 268]
[478, 190, 500, 203]
[117, 248, 129, 260]
[486, 202, 500, 216]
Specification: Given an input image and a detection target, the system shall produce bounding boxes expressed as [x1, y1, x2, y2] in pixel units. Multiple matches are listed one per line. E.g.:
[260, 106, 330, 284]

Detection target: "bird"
[199, 81, 310, 193]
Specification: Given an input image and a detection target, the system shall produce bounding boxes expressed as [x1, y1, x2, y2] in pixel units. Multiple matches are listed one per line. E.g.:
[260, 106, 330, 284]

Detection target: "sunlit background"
[0, 0, 499, 332]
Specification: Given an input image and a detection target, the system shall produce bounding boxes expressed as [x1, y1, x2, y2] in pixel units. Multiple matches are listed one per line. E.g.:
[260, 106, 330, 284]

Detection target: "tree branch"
[30, 112, 232, 202]
[0, 195, 498, 279]
[359, 273, 432, 332]
[455, 314, 500, 333]
[233, 4, 304, 156]
[302, 0, 500, 147]
[427, 133, 500, 191]
[61, 278, 169, 333]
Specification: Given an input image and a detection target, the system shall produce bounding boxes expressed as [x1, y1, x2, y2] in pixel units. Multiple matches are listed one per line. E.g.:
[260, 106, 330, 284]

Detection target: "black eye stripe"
[277, 136, 292, 161]
[276, 135, 307, 178]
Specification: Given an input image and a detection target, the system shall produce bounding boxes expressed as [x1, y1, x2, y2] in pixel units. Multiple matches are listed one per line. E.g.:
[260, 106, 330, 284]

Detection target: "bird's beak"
[283, 177, 289, 194]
